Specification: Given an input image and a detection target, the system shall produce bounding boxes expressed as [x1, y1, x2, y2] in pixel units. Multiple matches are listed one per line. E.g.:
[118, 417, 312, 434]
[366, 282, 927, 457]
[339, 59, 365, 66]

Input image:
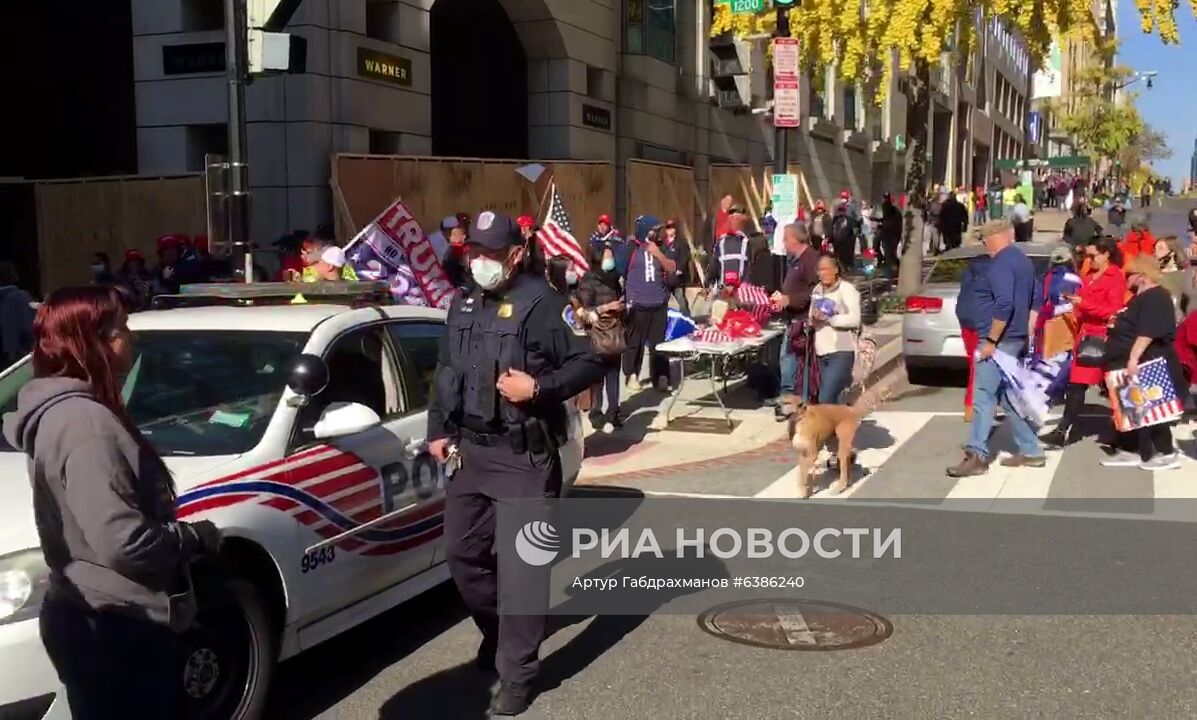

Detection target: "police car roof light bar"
[151, 281, 394, 310]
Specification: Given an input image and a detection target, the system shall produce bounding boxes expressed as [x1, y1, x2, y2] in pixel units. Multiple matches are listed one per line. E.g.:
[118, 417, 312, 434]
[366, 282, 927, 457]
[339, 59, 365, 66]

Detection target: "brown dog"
[785, 386, 890, 498]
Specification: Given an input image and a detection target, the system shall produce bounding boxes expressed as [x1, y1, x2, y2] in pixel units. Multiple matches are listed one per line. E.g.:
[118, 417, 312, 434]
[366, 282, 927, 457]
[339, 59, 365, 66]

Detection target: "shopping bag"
[1104, 358, 1185, 431]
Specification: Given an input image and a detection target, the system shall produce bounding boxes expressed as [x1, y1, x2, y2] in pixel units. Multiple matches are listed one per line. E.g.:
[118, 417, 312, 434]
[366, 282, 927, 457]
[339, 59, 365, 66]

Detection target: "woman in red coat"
[1042, 236, 1127, 448]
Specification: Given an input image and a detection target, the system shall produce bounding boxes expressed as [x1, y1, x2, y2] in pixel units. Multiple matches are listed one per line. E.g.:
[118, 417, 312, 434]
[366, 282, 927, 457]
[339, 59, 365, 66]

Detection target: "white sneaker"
[1140, 454, 1182, 471]
[1100, 451, 1141, 468]
[625, 376, 642, 392]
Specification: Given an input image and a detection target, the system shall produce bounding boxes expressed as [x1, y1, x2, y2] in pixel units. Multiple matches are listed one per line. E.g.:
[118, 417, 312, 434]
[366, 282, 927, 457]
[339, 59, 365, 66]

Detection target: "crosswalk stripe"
[753, 409, 1197, 518]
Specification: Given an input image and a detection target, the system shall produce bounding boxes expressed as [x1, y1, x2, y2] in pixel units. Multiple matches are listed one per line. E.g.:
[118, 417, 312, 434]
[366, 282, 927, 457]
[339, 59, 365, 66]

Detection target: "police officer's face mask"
[470, 247, 521, 290]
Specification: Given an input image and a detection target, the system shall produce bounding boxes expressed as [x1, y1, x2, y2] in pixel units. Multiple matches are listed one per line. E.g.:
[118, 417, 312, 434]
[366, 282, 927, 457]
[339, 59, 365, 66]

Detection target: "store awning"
[995, 155, 1091, 170]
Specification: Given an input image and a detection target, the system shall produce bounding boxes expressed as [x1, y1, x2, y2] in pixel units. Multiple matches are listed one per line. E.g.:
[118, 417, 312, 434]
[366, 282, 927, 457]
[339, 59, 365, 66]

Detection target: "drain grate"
[697, 599, 892, 651]
[666, 417, 740, 434]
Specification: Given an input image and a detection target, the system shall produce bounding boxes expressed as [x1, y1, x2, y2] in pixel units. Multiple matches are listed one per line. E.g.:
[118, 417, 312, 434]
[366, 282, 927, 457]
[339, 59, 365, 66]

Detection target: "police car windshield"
[0, 331, 305, 456]
[124, 331, 306, 456]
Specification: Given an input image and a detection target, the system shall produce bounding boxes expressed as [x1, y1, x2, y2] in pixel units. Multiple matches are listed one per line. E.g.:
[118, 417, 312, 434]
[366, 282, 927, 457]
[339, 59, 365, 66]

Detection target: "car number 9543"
[301, 546, 335, 573]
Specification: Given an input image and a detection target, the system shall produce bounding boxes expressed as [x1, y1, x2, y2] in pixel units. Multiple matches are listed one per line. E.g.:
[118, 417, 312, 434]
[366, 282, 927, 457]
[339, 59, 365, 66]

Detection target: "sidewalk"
[577, 312, 905, 483]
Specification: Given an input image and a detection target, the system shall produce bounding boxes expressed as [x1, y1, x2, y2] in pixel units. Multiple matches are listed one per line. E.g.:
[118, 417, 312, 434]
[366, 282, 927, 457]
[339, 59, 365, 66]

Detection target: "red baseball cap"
[124, 249, 145, 263]
[840, 190, 851, 199]
[192, 235, 209, 253]
[156, 234, 183, 250]
[516, 215, 535, 229]
[598, 214, 612, 225]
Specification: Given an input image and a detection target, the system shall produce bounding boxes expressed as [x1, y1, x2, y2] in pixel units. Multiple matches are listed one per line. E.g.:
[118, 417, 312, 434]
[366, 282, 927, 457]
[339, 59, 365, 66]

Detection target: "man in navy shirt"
[622, 215, 676, 391]
[947, 218, 1044, 477]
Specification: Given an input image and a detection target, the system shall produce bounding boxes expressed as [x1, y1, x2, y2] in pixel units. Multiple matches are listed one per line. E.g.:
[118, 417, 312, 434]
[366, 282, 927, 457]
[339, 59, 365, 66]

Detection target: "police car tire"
[225, 578, 276, 720]
[189, 577, 276, 720]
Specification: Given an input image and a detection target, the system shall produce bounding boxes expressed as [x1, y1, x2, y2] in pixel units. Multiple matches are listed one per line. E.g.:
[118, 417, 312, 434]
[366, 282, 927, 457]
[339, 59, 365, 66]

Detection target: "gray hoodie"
[2, 377, 198, 630]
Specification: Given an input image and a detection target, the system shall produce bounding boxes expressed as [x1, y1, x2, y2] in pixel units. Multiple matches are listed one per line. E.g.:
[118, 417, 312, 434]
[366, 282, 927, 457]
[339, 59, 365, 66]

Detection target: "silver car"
[902, 241, 1058, 384]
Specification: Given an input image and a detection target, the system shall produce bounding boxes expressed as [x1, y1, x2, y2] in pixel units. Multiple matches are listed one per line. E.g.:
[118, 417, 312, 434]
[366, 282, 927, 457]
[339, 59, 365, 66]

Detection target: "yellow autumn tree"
[713, 0, 1193, 293]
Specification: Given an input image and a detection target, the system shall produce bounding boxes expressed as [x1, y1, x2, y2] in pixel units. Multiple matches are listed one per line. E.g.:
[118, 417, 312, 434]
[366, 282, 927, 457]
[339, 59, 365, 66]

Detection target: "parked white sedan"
[902, 242, 1058, 385]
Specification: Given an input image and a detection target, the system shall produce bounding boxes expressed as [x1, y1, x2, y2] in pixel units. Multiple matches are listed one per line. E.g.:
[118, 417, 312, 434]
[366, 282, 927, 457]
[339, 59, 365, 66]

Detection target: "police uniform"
[428, 211, 605, 714]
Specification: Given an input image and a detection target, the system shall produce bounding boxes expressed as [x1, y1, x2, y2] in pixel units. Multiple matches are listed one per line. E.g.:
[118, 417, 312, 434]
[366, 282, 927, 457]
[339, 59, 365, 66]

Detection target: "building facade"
[131, 1, 1031, 243]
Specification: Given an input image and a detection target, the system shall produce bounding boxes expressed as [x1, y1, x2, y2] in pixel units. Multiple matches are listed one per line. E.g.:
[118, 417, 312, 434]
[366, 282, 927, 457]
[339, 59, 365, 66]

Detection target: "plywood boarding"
[35, 175, 205, 292]
[709, 162, 807, 230]
[625, 159, 695, 243]
[332, 155, 614, 244]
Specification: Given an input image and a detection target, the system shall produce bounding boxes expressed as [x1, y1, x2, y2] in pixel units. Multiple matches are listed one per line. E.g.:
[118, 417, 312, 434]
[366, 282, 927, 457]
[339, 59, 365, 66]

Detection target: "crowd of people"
[951, 207, 1197, 476]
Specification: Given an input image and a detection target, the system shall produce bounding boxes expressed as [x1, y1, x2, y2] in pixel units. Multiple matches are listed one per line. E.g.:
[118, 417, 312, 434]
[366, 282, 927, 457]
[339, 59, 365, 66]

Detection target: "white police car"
[0, 285, 584, 719]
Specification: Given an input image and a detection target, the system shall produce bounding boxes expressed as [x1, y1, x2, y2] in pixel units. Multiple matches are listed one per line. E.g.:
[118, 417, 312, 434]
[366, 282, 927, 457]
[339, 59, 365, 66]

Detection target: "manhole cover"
[696, 599, 892, 651]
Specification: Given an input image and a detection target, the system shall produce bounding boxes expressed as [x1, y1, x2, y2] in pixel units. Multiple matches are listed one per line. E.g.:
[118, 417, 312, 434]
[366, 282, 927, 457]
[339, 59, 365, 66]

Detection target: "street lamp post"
[224, 0, 252, 282]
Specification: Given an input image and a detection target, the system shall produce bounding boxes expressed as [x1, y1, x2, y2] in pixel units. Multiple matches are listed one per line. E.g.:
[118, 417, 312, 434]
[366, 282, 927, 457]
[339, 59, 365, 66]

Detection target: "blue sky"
[1117, 7, 1197, 185]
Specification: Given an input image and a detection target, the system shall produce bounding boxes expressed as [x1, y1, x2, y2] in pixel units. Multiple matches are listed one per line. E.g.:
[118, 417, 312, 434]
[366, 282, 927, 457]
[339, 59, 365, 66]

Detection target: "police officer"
[427, 210, 605, 715]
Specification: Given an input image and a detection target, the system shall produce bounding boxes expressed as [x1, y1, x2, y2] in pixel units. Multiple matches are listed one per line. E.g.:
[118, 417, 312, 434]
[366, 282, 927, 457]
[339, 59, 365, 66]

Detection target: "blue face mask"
[601, 258, 616, 272]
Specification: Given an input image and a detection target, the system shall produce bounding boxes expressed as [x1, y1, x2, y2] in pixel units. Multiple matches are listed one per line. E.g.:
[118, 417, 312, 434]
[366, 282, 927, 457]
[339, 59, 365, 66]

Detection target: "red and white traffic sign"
[773, 79, 800, 128]
[773, 37, 799, 82]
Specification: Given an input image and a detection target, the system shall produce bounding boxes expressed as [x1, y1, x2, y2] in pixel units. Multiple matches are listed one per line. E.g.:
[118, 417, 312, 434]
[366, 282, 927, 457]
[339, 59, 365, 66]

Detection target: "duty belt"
[457, 418, 561, 455]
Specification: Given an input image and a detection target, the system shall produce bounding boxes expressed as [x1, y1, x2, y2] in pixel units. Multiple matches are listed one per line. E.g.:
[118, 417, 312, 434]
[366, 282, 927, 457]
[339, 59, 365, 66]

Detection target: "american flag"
[1105, 357, 1184, 431]
[536, 183, 589, 270]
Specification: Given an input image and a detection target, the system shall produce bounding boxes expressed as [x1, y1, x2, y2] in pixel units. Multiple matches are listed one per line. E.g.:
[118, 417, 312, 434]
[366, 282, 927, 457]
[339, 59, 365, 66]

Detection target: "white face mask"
[470, 256, 506, 290]
[565, 270, 579, 286]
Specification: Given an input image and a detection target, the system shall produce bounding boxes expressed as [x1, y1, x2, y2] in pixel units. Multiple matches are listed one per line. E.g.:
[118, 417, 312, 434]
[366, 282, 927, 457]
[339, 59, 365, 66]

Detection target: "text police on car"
[426, 210, 605, 715]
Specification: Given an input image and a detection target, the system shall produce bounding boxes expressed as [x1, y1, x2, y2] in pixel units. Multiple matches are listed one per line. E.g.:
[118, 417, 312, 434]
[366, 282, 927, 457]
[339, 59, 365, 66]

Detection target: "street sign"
[773, 80, 800, 128]
[771, 173, 799, 255]
[729, 0, 766, 13]
[773, 37, 799, 82]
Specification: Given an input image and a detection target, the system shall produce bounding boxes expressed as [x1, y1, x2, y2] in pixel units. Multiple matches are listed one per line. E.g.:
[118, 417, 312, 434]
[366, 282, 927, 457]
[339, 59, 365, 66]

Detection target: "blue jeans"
[966, 341, 1043, 461]
[817, 351, 854, 404]
[779, 336, 799, 395]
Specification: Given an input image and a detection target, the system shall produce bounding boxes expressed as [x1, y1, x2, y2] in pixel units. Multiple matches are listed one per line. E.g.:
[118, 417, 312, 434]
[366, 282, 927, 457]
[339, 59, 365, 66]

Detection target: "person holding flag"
[588, 214, 629, 276]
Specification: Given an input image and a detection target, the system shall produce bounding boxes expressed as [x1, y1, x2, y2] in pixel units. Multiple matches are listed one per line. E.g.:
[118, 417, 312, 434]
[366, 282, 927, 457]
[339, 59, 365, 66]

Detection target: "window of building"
[182, 0, 223, 32]
[369, 130, 402, 155]
[626, 0, 675, 64]
[366, 0, 400, 45]
[586, 65, 604, 99]
[186, 124, 228, 173]
[842, 83, 858, 131]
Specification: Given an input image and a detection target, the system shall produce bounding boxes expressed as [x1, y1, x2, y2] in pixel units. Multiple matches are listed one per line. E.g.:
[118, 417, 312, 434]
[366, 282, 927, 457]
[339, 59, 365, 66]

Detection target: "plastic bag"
[665, 308, 697, 341]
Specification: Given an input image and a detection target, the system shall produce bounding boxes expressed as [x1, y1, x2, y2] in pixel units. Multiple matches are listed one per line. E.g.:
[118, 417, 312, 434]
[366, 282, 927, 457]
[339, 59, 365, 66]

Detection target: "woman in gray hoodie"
[2, 285, 221, 719]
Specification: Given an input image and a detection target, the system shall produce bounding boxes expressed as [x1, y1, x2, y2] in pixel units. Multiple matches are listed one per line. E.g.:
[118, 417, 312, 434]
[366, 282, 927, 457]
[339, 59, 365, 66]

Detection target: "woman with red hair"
[1, 286, 221, 718]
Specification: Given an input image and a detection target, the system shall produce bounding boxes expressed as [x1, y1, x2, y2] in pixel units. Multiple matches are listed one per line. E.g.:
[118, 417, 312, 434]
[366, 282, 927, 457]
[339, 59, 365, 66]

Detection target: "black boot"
[489, 682, 534, 716]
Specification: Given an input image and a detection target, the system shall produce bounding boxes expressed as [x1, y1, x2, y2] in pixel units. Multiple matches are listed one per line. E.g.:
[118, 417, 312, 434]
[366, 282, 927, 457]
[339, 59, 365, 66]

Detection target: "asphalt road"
[265, 198, 1197, 719]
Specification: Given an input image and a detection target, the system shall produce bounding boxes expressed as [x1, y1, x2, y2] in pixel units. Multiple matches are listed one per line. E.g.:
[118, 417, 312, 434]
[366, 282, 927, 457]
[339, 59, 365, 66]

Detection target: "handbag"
[588, 312, 627, 358]
[1075, 335, 1106, 368]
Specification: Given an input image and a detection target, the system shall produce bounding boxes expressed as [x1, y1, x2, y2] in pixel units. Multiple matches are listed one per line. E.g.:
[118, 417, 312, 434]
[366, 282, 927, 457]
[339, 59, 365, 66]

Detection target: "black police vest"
[438, 279, 552, 428]
[716, 234, 749, 281]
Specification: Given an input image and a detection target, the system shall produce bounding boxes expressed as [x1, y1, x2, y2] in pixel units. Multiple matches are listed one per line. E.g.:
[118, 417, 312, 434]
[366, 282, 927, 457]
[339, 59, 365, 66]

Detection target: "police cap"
[467, 210, 520, 251]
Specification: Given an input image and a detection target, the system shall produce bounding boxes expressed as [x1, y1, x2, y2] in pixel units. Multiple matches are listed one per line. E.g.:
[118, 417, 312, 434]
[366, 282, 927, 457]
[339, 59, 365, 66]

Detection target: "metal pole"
[225, 0, 252, 282]
[772, 5, 790, 291]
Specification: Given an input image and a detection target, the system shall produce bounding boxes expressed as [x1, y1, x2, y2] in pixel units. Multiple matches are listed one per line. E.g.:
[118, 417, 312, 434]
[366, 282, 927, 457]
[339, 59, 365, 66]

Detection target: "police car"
[0, 283, 584, 719]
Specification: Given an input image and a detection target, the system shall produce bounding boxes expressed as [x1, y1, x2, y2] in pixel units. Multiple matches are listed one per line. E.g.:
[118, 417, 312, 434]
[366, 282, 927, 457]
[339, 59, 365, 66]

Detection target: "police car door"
[289, 315, 438, 619]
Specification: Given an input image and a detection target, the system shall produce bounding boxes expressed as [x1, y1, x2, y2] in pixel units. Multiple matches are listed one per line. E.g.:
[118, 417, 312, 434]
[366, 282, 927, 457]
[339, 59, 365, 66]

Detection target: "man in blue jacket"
[955, 255, 993, 422]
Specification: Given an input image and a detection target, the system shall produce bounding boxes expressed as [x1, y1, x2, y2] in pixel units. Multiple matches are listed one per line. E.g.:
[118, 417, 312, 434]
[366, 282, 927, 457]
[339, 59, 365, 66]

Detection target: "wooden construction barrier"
[331, 155, 615, 245]
[34, 174, 206, 292]
[625, 159, 696, 243]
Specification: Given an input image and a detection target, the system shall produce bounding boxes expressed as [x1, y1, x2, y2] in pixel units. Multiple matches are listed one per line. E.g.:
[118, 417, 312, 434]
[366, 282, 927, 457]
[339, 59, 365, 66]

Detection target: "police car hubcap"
[184, 647, 221, 698]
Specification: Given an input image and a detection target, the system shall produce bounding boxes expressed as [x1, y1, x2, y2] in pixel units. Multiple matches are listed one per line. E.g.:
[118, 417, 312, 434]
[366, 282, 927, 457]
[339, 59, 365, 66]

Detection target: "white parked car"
[0, 294, 584, 719]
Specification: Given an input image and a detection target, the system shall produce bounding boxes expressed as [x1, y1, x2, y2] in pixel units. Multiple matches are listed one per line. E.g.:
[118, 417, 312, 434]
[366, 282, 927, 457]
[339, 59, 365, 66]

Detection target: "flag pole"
[535, 177, 555, 223]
